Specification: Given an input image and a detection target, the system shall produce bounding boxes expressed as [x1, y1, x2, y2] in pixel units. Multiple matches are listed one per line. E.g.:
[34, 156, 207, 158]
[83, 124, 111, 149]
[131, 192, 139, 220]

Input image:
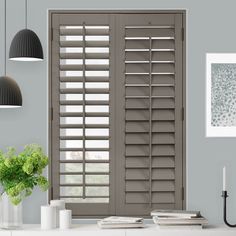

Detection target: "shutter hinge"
[51, 107, 53, 121]
[182, 107, 185, 121]
[181, 27, 184, 41]
[51, 186, 53, 199]
[181, 187, 184, 201]
[51, 28, 53, 41]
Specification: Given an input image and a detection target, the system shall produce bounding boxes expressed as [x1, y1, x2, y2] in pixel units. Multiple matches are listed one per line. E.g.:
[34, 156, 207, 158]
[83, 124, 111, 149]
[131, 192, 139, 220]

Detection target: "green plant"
[0, 144, 49, 205]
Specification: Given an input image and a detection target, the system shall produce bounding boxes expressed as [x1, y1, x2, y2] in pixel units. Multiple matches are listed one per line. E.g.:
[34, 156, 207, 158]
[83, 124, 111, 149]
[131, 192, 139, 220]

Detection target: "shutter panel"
[51, 14, 116, 216]
[115, 14, 183, 215]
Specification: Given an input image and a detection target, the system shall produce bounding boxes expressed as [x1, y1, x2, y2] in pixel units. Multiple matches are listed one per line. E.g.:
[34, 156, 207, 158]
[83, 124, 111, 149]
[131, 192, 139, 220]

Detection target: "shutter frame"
[49, 11, 185, 217]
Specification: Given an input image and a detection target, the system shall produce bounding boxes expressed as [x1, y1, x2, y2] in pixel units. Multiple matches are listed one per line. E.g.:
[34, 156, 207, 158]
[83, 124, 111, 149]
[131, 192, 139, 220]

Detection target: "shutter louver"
[59, 24, 110, 203]
[125, 26, 175, 204]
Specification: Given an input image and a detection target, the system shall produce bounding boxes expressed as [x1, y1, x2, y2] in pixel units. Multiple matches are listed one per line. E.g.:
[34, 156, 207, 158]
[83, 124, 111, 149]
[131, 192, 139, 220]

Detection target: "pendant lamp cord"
[4, 0, 6, 75]
[25, 0, 27, 29]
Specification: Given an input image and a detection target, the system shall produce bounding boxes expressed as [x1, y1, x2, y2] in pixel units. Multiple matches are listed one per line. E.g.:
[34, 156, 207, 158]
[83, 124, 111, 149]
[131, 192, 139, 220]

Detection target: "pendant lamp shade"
[0, 76, 22, 107]
[0, 0, 22, 108]
[9, 29, 43, 61]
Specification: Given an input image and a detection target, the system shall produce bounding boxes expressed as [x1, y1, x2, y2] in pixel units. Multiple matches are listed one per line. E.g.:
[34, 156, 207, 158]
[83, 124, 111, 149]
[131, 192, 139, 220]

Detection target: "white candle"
[50, 200, 66, 227]
[41, 205, 56, 230]
[223, 166, 226, 191]
[59, 209, 72, 229]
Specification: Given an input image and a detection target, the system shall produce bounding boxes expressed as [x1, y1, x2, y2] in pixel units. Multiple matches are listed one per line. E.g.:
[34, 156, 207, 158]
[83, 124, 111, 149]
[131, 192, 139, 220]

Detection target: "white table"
[2, 224, 236, 236]
[0, 231, 11, 236]
[126, 225, 236, 236]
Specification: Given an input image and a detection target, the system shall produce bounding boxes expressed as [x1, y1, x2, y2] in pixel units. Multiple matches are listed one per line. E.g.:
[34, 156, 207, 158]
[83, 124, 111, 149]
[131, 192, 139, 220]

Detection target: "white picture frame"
[206, 53, 236, 137]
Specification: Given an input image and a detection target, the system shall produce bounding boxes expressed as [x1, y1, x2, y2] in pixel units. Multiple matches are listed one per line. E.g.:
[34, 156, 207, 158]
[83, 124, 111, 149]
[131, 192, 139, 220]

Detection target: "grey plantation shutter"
[51, 14, 116, 216]
[50, 12, 184, 217]
[115, 14, 184, 215]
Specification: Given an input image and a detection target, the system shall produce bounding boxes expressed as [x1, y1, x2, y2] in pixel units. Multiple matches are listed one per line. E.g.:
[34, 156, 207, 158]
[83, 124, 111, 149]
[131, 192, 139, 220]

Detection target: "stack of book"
[97, 216, 144, 229]
[151, 210, 208, 229]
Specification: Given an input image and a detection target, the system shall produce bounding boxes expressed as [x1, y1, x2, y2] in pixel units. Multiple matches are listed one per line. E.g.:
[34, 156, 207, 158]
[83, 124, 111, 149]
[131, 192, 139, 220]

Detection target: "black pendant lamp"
[0, 0, 22, 108]
[9, 0, 43, 61]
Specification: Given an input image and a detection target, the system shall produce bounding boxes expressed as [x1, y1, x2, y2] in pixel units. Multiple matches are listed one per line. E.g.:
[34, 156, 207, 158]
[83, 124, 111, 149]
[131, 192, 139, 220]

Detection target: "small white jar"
[59, 209, 72, 229]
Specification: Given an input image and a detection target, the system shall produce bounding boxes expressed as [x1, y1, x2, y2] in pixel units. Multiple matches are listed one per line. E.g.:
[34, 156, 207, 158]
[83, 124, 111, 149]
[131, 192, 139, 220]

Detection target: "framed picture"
[206, 53, 236, 137]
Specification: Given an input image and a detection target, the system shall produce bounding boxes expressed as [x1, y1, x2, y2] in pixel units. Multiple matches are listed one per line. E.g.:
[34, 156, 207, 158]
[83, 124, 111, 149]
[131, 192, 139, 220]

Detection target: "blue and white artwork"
[206, 53, 236, 137]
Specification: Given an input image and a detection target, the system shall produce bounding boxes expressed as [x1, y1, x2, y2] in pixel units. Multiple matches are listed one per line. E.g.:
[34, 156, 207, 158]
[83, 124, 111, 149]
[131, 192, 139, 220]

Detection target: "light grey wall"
[0, 0, 236, 224]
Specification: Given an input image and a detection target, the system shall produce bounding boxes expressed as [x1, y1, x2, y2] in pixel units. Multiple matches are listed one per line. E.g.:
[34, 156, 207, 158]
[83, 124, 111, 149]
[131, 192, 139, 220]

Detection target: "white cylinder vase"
[41, 205, 56, 230]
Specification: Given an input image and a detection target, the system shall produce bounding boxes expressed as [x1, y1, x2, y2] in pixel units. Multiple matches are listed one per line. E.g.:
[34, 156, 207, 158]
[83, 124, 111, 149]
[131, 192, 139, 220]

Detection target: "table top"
[2, 224, 235, 231]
